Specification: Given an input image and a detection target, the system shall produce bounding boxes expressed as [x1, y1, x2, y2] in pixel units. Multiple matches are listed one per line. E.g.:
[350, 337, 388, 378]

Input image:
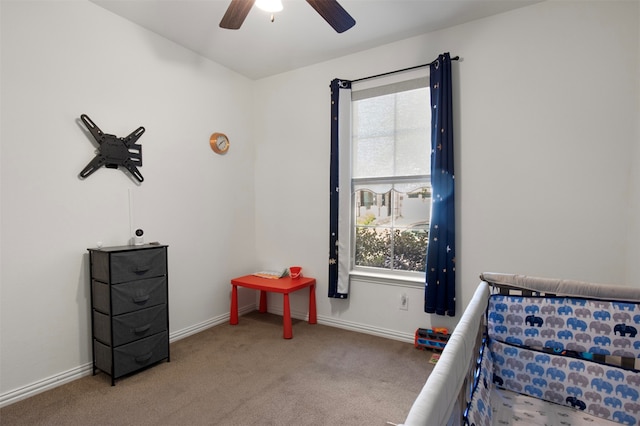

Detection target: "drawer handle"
[134, 324, 151, 334]
[132, 295, 150, 304]
[133, 264, 151, 274]
[135, 352, 153, 364]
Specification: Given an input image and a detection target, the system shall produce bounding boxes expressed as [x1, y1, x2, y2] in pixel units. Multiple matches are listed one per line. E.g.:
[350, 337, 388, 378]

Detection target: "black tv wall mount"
[79, 114, 145, 182]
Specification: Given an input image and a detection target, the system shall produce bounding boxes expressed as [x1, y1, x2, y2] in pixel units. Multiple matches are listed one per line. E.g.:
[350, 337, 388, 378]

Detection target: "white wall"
[253, 0, 640, 336]
[0, 1, 257, 402]
[1, 0, 638, 407]
[627, 2, 640, 284]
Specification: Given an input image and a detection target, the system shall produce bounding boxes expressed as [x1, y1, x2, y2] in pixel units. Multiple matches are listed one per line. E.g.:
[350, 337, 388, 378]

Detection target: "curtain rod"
[351, 55, 459, 84]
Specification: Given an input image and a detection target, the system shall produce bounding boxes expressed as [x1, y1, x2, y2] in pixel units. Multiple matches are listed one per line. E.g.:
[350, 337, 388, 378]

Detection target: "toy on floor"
[415, 327, 450, 352]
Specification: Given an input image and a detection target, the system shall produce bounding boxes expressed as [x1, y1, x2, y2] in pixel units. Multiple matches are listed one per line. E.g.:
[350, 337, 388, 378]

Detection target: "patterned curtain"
[328, 78, 351, 299]
[424, 53, 456, 316]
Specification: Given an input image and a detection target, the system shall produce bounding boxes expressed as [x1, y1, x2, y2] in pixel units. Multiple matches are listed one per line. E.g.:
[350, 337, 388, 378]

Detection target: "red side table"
[230, 275, 317, 339]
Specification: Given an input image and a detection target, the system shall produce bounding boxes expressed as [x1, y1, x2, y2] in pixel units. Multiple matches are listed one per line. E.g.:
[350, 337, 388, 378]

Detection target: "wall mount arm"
[79, 114, 145, 182]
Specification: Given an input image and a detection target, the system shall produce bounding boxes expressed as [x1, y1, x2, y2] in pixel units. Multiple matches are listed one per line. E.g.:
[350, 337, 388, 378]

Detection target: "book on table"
[252, 268, 288, 279]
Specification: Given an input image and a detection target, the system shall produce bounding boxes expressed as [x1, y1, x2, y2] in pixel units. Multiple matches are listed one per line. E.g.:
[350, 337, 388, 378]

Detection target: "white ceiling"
[91, 0, 540, 80]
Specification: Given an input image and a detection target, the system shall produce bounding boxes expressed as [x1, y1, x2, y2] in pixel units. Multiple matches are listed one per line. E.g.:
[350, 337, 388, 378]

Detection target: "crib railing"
[401, 273, 640, 426]
[401, 281, 490, 426]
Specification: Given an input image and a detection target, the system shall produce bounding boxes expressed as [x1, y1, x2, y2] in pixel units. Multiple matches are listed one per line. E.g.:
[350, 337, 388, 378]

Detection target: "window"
[350, 76, 431, 277]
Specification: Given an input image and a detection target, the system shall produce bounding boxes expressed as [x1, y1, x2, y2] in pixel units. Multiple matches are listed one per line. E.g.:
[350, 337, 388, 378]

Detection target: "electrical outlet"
[399, 293, 408, 310]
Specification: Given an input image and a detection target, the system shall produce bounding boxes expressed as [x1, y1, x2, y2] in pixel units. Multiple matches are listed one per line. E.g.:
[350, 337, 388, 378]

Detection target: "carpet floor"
[1, 312, 434, 425]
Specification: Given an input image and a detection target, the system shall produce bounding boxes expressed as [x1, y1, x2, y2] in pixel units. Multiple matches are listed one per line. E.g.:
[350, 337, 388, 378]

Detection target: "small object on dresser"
[133, 228, 144, 246]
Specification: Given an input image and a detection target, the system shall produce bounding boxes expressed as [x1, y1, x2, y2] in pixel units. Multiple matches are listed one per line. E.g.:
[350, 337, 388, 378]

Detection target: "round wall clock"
[210, 132, 230, 154]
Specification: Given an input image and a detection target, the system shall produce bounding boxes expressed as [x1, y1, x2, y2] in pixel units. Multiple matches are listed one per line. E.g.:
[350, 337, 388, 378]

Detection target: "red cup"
[289, 266, 302, 279]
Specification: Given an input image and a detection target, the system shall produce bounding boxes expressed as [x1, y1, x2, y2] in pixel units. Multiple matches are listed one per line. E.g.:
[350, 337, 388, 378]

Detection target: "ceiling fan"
[219, 0, 356, 33]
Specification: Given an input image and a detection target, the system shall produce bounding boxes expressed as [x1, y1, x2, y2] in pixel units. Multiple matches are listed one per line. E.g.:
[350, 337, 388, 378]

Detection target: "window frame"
[348, 73, 431, 285]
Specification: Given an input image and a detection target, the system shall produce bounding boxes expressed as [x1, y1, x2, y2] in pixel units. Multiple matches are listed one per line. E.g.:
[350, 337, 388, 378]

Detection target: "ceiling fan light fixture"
[220, 0, 354, 32]
[255, 0, 283, 13]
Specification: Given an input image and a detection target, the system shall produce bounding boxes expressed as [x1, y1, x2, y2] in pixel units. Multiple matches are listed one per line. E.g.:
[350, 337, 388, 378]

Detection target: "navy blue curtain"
[425, 53, 456, 316]
[328, 78, 350, 299]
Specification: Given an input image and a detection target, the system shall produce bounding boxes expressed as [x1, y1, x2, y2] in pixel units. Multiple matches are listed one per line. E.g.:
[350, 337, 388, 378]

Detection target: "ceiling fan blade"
[220, 0, 255, 30]
[306, 0, 355, 33]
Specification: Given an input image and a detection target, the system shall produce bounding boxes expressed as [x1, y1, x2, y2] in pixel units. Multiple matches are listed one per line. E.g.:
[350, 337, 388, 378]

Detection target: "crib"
[400, 273, 640, 426]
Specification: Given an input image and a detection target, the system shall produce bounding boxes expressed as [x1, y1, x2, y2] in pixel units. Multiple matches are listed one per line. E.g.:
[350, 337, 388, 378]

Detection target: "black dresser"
[88, 244, 169, 385]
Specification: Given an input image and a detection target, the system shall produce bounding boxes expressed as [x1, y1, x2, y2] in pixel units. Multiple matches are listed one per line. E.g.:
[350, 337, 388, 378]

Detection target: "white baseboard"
[0, 303, 256, 408]
[0, 305, 411, 408]
[318, 315, 415, 343]
[169, 303, 255, 342]
[267, 305, 415, 344]
[0, 362, 94, 408]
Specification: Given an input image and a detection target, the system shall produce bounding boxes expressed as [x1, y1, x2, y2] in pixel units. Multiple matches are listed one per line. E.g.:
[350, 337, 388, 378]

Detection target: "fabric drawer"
[90, 250, 111, 283]
[94, 331, 168, 378]
[93, 305, 167, 346]
[93, 276, 167, 315]
[110, 248, 166, 283]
